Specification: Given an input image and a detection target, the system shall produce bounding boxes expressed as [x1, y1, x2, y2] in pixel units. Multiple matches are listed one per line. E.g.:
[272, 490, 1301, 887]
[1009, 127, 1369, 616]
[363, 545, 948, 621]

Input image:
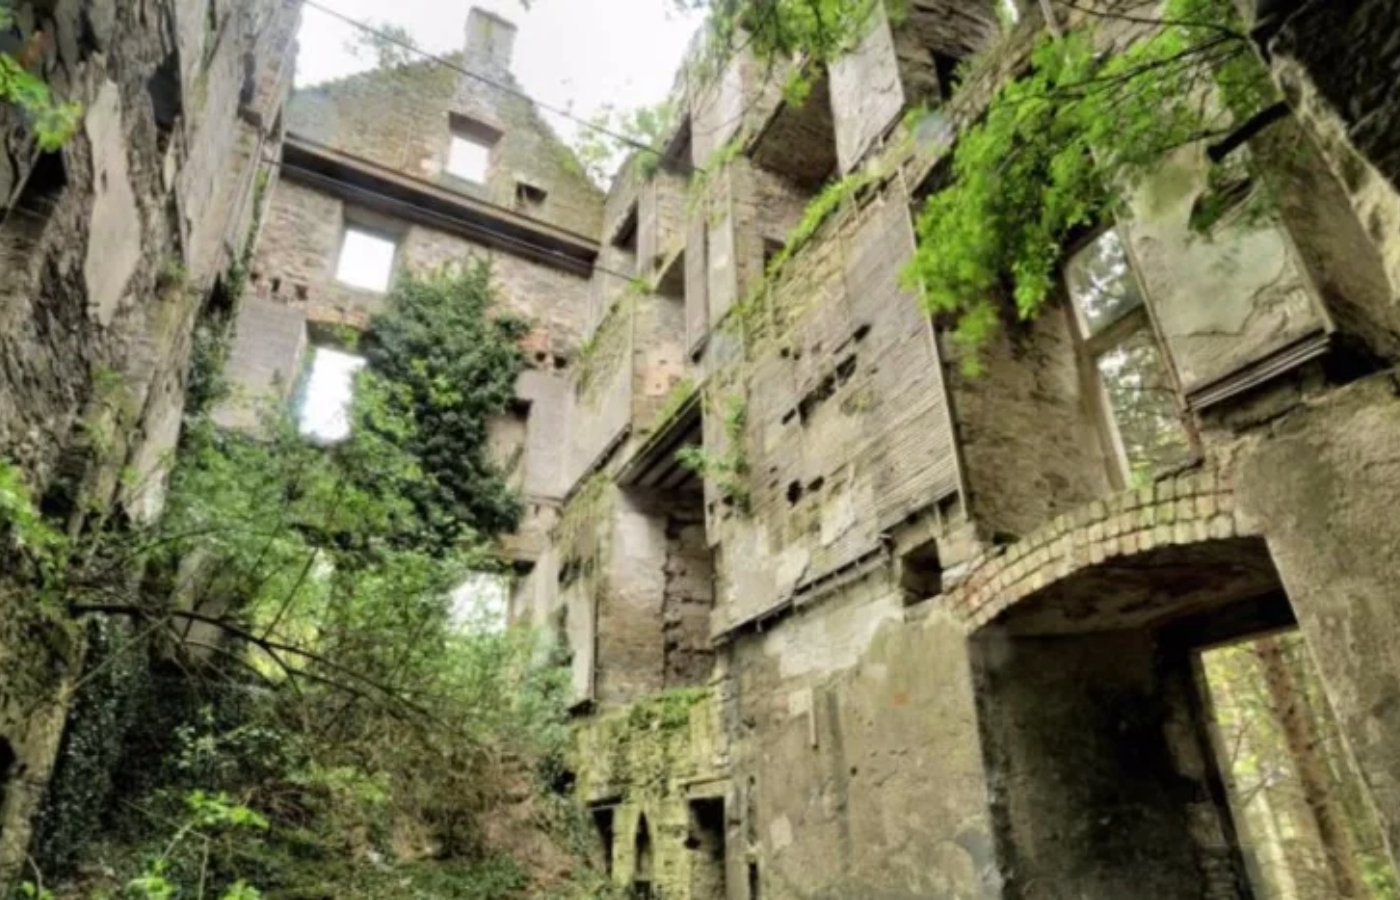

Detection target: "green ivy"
[355, 260, 529, 549]
[675, 392, 749, 512]
[903, 0, 1275, 370]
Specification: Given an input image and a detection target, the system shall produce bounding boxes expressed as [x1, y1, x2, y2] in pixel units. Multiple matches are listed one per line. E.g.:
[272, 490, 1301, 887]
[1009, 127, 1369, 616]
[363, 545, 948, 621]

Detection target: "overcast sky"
[295, 0, 702, 147]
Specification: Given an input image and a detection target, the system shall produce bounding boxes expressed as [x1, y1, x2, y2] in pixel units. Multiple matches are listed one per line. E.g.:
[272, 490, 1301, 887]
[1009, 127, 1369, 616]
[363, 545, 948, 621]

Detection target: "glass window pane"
[1096, 329, 1193, 485]
[447, 133, 492, 182]
[1065, 229, 1144, 335]
[335, 228, 396, 293]
[299, 347, 366, 443]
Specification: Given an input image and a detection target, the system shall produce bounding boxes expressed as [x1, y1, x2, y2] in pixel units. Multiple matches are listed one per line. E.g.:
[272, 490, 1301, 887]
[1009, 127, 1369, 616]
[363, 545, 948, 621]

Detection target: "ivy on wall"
[902, 0, 1277, 369]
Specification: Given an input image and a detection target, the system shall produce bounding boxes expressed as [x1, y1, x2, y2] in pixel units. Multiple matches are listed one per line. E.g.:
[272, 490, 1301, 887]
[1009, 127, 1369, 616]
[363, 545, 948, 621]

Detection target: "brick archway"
[948, 468, 1265, 633]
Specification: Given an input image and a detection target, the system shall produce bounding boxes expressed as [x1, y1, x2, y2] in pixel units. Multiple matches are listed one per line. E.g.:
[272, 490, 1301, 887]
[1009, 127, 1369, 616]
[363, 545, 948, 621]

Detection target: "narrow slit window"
[299, 347, 366, 443]
[335, 227, 396, 293]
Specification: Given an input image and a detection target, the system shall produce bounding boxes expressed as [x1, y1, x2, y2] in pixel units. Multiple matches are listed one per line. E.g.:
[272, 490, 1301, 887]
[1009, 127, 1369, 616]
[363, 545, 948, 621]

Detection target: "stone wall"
[0, 0, 297, 881]
[287, 9, 603, 240]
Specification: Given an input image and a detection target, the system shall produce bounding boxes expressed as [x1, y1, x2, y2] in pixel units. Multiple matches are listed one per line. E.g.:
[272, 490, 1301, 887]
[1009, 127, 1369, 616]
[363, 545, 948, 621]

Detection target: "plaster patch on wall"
[84, 80, 142, 327]
[1126, 145, 1328, 396]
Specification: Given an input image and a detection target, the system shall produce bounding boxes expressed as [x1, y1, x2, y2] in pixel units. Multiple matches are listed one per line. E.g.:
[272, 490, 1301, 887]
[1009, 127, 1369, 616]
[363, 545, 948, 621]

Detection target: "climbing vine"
[0, 1, 81, 150]
[903, 0, 1277, 368]
[675, 392, 749, 512]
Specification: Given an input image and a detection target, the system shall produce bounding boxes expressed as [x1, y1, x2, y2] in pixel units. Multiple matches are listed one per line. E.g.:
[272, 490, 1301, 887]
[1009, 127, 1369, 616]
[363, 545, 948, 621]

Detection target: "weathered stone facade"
[498, 1, 1400, 898]
[0, 0, 298, 881]
[9, 0, 1400, 895]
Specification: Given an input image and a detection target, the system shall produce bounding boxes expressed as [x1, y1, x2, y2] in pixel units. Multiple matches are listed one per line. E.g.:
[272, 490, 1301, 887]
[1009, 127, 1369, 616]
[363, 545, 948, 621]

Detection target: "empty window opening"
[1200, 630, 1399, 900]
[298, 346, 366, 443]
[592, 806, 616, 876]
[447, 118, 499, 184]
[449, 571, 510, 630]
[633, 814, 655, 899]
[1065, 227, 1194, 487]
[515, 180, 548, 211]
[688, 798, 727, 900]
[932, 51, 965, 102]
[0, 737, 15, 817]
[747, 861, 761, 900]
[148, 53, 182, 149]
[335, 227, 397, 293]
[2, 151, 66, 269]
[899, 538, 942, 603]
[762, 238, 784, 275]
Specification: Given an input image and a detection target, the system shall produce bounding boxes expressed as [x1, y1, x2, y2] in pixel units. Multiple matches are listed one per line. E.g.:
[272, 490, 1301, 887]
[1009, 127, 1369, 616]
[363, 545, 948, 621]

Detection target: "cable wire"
[297, 0, 701, 174]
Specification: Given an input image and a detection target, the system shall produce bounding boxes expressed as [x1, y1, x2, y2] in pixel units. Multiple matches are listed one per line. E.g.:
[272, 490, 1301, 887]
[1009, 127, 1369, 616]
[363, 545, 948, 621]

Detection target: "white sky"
[295, 0, 703, 147]
[299, 347, 366, 442]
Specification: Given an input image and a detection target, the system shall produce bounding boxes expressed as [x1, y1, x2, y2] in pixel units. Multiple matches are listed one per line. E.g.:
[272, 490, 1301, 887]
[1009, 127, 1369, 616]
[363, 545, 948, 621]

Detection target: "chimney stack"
[464, 8, 517, 75]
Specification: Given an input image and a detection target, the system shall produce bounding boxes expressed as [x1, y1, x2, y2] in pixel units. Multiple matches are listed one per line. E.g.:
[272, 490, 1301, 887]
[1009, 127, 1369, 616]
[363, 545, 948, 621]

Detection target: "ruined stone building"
[5, 0, 1400, 896]
[223, 0, 1400, 897]
[0, 0, 299, 874]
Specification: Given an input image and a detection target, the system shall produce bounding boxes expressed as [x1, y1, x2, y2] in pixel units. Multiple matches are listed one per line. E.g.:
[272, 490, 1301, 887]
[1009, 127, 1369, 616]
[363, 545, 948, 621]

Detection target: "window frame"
[1061, 222, 1199, 489]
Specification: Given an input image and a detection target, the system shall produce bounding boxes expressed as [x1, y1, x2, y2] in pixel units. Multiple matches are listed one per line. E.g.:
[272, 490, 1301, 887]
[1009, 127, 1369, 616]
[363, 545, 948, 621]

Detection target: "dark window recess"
[633, 814, 655, 899]
[762, 238, 784, 273]
[932, 51, 965, 102]
[748, 862, 761, 900]
[899, 538, 943, 603]
[148, 53, 182, 149]
[786, 481, 803, 505]
[3, 152, 66, 259]
[0, 738, 15, 819]
[516, 181, 548, 210]
[613, 204, 639, 251]
[592, 806, 616, 876]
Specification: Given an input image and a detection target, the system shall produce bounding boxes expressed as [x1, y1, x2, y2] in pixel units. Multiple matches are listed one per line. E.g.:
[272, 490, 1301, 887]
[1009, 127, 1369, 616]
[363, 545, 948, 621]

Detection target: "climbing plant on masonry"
[357, 260, 530, 550]
[902, 0, 1277, 370]
[675, 392, 749, 512]
[0, 1, 81, 150]
[25, 263, 594, 897]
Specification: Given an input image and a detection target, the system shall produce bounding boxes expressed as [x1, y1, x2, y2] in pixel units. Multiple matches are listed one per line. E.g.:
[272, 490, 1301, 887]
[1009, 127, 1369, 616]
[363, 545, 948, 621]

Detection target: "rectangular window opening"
[1065, 227, 1194, 487]
[298, 346, 366, 443]
[1198, 629, 1400, 900]
[447, 117, 500, 184]
[335, 226, 397, 293]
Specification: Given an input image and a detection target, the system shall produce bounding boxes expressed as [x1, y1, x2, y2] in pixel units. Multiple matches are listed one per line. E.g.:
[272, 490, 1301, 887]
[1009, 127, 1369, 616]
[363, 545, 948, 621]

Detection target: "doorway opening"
[1199, 630, 1399, 900]
[688, 797, 726, 899]
[971, 534, 1397, 899]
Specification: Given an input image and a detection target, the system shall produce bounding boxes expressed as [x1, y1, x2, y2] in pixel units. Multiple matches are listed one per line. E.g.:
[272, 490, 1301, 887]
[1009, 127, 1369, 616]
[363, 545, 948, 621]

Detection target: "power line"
[296, 0, 700, 174]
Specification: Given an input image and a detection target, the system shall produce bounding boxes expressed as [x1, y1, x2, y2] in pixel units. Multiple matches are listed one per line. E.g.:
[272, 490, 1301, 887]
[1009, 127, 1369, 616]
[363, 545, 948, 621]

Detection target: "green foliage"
[675, 393, 749, 512]
[0, 457, 67, 580]
[357, 261, 529, 549]
[343, 19, 421, 70]
[35, 261, 589, 898]
[625, 687, 708, 732]
[569, 100, 676, 187]
[678, 0, 890, 95]
[903, 0, 1275, 370]
[0, 17, 81, 151]
[648, 377, 697, 433]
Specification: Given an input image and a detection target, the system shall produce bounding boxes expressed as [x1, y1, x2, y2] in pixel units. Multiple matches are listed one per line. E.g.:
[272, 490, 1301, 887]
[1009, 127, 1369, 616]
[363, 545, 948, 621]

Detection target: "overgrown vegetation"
[20, 264, 598, 899]
[675, 392, 749, 513]
[903, 0, 1277, 368]
[0, 1, 81, 149]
